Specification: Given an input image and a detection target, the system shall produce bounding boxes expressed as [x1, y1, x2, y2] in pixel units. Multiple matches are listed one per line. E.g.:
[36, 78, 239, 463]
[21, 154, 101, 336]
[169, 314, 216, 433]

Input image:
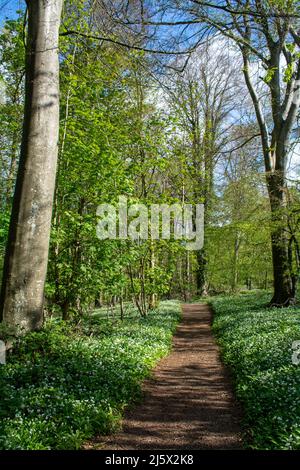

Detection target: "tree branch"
[220, 133, 261, 155]
[242, 52, 271, 171]
[60, 29, 199, 55]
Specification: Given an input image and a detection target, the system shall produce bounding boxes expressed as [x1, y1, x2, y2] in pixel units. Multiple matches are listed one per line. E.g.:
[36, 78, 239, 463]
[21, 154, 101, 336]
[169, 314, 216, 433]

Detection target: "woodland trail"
[89, 304, 243, 450]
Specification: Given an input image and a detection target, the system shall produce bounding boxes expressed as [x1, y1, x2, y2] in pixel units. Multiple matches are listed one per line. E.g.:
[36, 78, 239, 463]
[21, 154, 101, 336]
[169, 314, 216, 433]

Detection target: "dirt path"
[91, 304, 243, 450]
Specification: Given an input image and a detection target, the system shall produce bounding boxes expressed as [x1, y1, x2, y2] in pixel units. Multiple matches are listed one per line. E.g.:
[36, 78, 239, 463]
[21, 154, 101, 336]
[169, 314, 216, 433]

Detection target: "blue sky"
[0, 0, 24, 24]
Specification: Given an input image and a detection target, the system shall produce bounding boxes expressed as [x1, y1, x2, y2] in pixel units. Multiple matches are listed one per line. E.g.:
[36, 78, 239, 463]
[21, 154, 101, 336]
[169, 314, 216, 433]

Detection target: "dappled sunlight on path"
[89, 304, 243, 450]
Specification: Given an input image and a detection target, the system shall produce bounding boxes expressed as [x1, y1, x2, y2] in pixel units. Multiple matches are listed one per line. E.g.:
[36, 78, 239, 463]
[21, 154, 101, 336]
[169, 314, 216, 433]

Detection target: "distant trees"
[0, 18, 24, 210]
[207, 137, 272, 293]
[137, 0, 300, 304]
[0, 16, 24, 288]
[187, 1, 300, 304]
[92, 0, 300, 303]
[168, 41, 239, 295]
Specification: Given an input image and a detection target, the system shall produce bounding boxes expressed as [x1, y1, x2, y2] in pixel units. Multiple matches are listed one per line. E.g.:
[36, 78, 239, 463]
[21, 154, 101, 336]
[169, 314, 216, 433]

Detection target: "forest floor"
[87, 303, 243, 450]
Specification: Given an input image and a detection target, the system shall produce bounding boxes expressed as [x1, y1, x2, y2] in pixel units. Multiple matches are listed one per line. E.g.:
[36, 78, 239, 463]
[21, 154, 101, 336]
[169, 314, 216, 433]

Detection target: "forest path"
[89, 303, 243, 450]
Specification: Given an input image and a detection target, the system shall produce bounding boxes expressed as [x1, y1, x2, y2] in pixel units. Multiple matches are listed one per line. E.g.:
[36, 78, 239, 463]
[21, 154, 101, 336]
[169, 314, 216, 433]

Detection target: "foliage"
[207, 172, 272, 292]
[0, 322, 17, 342]
[211, 292, 300, 449]
[0, 15, 24, 281]
[0, 300, 180, 450]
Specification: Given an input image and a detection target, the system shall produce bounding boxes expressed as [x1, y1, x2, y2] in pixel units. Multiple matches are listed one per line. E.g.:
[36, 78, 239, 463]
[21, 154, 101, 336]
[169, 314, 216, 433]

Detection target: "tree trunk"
[148, 242, 157, 310]
[231, 231, 240, 292]
[120, 295, 124, 321]
[196, 248, 207, 296]
[186, 251, 191, 301]
[241, 47, 298, 306]
[0, 0, 63, 332]
[267, 173, 294, 305]
[264, 271, 268, 290]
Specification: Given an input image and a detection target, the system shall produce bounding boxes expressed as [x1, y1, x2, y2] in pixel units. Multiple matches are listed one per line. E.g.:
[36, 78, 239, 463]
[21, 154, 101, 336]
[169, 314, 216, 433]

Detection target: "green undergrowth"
[0, 300, 181, 450]
[210, 291, 300, 449]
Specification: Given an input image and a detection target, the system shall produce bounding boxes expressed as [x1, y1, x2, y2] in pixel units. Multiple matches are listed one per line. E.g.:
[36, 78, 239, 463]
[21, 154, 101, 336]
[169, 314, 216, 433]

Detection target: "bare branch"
[220, 133, 261, 155]
[60, 29, 202, 55]
[242, 52, 271, 171]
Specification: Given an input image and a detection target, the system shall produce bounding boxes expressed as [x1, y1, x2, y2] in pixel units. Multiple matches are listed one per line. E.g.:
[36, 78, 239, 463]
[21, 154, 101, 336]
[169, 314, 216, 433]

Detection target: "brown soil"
[87, 303, 243, 450]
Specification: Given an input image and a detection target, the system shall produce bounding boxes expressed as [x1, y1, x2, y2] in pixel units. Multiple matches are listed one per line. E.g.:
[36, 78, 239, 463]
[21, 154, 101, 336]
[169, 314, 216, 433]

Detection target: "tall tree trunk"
[196, 248, 207, 296]
[232, 230, 240, 292]
[242, 48, 298, 306]
[267, 172, 294, 305]
[186, 251, 191, 301]
[119, 294, 124, 321]
[148, 241, 157, 310]
[0, 0, 63, 332]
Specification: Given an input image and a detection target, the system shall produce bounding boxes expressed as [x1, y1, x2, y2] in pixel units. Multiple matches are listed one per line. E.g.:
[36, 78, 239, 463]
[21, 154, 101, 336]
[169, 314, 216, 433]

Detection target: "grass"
[210, 291, 300, 449]
[0, 300, 181, 450]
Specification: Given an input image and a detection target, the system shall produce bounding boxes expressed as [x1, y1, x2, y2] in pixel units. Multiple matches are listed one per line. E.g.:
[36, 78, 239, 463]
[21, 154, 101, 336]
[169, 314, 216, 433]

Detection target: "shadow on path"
[87, 304, 243, 450]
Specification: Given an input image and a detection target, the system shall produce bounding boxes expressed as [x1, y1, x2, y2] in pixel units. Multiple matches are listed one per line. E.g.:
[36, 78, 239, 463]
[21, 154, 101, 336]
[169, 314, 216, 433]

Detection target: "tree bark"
[196, 248, 207, 296]
[148, 241, 157, 310]
[242, 48, 298, 306]
[266, 172, 294, 305]
[0, 0, 63, 332]
[231, 230, 240, 292]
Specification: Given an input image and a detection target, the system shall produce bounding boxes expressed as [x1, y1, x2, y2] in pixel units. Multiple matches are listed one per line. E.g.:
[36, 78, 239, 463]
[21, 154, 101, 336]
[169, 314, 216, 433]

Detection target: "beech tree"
[0, 0, 63, 332]
[195, 0, 300, 305]
[169, 42, 239, 295]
